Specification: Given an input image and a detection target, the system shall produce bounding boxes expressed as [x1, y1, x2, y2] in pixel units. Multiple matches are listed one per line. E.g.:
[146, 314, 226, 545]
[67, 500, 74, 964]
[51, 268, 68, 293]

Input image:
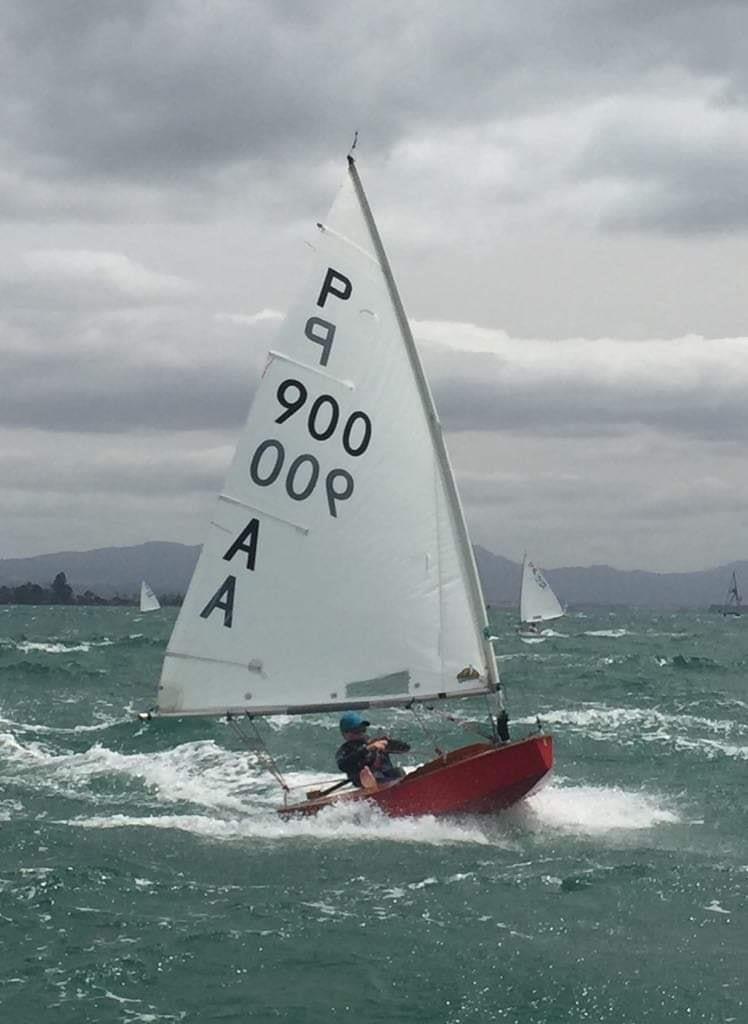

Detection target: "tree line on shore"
[0, 572, 183, 607]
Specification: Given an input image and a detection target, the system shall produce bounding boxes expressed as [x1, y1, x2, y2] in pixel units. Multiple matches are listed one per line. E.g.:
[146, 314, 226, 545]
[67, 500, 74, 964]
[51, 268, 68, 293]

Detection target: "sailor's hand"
[368, 739, 388, 751]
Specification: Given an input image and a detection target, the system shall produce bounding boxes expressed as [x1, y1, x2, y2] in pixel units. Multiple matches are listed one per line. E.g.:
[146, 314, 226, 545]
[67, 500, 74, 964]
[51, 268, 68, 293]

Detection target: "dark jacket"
[335, 736, 410, 787]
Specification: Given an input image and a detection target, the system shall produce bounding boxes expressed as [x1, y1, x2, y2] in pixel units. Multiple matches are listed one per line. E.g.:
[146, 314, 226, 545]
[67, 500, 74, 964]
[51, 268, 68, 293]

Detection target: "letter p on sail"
[317, 267, 352, 308]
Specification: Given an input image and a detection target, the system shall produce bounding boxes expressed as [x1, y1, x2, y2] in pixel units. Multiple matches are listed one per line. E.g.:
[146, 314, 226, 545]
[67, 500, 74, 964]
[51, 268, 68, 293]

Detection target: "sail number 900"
[275, 378, 371, 456]
[246, 378, 372, 518]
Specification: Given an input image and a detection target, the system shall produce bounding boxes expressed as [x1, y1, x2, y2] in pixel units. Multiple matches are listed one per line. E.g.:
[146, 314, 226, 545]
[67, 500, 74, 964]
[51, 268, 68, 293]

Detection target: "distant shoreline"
[1, 541, 745, 609]
[0, 571, 183, 608]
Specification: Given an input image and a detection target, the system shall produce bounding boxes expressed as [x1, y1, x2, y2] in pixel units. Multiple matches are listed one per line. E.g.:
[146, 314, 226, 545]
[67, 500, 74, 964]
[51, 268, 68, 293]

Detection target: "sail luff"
[345, 155, 498, 692]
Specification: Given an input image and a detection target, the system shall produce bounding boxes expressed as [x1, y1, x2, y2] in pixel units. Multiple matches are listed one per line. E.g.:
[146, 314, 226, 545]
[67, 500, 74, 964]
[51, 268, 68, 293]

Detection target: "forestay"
[157, 157, 497, 717]
[519, 555, 563, 624]
[140, 581, 161, 614]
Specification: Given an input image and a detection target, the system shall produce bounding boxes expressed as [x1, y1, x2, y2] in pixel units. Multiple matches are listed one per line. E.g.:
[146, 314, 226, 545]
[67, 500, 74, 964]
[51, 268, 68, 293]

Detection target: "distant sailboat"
[139, 152, 553, 818]
[518, 554, 564, 642]
[721, 571, 741, 617]
[139, 581, 161, 614]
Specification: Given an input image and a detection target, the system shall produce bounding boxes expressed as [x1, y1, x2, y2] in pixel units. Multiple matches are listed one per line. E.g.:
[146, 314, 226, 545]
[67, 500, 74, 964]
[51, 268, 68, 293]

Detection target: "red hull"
[278, 733, 553, 818]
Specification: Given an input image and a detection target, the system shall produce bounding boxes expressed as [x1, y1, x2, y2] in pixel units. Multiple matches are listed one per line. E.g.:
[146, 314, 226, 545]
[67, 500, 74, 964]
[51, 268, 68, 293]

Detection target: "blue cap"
[339, 711, 370, 733]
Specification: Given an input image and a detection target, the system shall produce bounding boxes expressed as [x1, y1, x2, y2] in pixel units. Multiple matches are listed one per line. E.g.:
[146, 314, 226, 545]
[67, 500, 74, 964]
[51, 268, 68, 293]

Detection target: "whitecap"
[515, 705, 747, 740]
[14, 638, 115, 654]
[520, 781, 680, 833]
[583, 629, 630, 638]
[60, 799, 496, 847]
[702, 900, 730, 915]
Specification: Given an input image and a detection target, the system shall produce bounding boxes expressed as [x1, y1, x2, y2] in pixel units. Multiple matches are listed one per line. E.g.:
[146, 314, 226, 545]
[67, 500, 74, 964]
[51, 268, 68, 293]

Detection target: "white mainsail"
[140, 580, 161, 614]
[519, 555, 563, 625]
[156, 157, 497, 716]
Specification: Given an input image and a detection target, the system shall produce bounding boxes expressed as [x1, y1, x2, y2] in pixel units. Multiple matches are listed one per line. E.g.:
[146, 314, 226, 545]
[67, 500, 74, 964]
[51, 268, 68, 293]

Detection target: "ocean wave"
[583, 629, 631, 638]
[0, 661, 53, 675]
[523, 704, 746, 735]
[60, 799, 495, 847]
[519, 705, 747, 760]
[0, 707, 133, 736]
[520, 781, 680, 833]
[0, 634, 165, 654]
[667, 735, 748, 761]
[14, 639, 115, 654]
[0, 735, 266, 811]
[669, 654, 724, 671]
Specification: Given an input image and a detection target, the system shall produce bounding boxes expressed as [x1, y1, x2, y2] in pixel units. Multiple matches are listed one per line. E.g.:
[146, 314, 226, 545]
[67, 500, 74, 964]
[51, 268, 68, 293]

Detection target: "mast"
[346, 155, 499, 691]
[518, 551, 527, 624]
[728, 571, 741, 608]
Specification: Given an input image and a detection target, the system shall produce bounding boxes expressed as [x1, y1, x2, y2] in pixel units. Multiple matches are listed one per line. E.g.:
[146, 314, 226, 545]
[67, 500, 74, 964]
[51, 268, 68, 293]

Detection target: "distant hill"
[474, 545, 747, 610]
[0, 541, 743, 608]
[0, 542, 200, 598]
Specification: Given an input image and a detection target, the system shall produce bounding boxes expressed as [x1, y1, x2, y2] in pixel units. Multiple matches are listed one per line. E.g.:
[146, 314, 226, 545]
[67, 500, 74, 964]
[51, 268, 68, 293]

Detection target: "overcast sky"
[3, 0, 748, 572]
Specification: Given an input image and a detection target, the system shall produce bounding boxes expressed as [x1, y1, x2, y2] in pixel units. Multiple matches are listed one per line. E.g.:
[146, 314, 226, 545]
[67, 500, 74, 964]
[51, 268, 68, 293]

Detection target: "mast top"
[348, 130, 359, 165]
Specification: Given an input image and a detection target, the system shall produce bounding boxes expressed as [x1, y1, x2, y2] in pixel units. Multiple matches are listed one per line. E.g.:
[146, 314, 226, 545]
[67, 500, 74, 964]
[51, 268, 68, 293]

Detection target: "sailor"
[335, 711, 410, 788]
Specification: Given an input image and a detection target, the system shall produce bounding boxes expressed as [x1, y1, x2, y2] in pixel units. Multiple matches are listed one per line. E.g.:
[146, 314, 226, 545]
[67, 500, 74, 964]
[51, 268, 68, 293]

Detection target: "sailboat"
[721, 571, 741, 617]
[141, 153, 553, 817]
[518, 554, 564, 643]
[139, 580, 161, 613]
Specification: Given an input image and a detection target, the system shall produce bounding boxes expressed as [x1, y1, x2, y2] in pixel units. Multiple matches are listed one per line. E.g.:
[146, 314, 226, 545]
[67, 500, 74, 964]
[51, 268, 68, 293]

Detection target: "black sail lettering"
[223, 519, 259, 571]
[200, 575, 236, 628]
[286, 454, 320, 501]
[317, 267, 352, 308]
[342, 411, 372, 456]
[250, 439, 285, 486]
[304, 317, 336, 367]
[308, 394, 340, 440]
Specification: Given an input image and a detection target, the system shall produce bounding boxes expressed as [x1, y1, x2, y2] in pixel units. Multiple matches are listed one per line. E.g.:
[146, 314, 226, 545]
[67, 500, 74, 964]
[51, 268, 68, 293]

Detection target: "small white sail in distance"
[155, 156, 498, 717]
[519, 554, 563, 625]
[140, 581, 161, 614]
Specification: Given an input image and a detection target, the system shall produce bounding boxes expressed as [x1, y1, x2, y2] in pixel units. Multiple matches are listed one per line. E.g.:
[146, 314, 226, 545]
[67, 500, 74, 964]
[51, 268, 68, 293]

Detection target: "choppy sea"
[0, 605, 745, 1023]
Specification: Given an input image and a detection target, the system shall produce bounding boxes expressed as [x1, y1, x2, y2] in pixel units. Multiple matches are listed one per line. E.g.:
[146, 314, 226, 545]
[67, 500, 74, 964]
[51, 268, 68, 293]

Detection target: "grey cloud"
[0, 251, 193, 311]
[5, 2, 748, 569]
[0, 331, 257, 433]
[574, 112, 748, 234]
[0, 294, 273, 432]
[432, 374, 748, 442]
[5, 1, 748, 227]
[420, 338, 748, 443]
[3, 452, 222, 497]
[4, 289, 748, 442]
[2, 360, 255, 433]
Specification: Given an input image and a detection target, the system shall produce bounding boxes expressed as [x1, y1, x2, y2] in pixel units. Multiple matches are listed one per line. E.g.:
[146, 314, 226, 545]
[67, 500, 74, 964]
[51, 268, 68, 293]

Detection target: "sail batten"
[268, 349, 356, 388]
[156, 158, 497, 717]
[217, 494, 309, 533]
[315, 222, 381, 265]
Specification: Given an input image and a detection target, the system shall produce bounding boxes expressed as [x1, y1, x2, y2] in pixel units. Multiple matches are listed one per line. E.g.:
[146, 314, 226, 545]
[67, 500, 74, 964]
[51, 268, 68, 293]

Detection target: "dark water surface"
[0, 606, 745, 1023]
